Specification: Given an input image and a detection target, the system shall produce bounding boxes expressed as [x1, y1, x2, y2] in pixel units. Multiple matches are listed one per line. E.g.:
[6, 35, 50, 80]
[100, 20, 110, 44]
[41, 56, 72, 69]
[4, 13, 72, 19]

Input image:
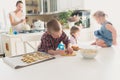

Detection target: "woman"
[9, 1, 26, 32]
[92, 11, 117, 47]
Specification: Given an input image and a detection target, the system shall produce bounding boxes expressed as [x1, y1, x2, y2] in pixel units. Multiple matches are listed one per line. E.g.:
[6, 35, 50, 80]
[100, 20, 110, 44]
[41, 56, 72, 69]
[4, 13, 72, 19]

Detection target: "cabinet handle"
[5, 43, 9, 51]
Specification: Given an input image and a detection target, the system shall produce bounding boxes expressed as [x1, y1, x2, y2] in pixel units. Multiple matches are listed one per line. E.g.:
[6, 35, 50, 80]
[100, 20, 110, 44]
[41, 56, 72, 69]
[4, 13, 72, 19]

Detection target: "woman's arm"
[106, 24, 117, 45]
[9, 13, 25, 26]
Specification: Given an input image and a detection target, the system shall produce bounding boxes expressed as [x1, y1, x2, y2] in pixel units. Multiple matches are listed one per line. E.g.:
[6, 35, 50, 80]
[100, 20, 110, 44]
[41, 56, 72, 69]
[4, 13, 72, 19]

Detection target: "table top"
[0, 46, 120, 80]
[1, 32, 44, 38]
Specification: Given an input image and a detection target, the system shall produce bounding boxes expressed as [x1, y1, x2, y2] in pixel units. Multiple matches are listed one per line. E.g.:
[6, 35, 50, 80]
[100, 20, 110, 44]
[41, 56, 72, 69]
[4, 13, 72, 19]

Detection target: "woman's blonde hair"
[93, 11, 106, 17]
[70, 26, 80, 35]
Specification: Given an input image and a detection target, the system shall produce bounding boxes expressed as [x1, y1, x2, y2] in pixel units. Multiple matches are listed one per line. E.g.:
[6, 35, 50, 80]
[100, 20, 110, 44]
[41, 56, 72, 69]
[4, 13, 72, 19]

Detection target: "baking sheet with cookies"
[2, 52, 55, 69]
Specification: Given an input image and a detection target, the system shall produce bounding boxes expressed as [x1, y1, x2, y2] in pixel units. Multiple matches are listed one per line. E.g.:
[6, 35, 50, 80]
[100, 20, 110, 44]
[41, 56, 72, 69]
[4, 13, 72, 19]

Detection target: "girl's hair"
[70, 26, 80, 35]
[93, 11, 106, 17]
[16, 0, 23, 6]
[47, 19, 61, 32]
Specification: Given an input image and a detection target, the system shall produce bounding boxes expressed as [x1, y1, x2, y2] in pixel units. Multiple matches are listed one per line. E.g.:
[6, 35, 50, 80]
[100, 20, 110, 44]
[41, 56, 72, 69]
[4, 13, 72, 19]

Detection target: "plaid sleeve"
[38, 35, 52, 52]
[62, 32, 70, 48]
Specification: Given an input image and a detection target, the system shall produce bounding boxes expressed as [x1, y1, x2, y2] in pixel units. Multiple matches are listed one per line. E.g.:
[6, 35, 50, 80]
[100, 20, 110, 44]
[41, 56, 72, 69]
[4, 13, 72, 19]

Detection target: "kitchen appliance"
[33, 20, 44, 30]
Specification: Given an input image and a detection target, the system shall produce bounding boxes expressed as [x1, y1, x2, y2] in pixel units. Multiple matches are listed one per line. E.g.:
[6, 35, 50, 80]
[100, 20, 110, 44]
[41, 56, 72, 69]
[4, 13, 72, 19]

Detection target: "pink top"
[70, 35, 77, 45]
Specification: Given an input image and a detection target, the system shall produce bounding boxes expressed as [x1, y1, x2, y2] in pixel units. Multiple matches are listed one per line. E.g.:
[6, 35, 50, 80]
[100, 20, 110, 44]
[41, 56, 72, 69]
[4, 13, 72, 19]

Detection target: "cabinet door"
[24, 41, 38, 53]
[43, 0, 57, 13]
[10, 37, 41, 56]
[71, 0, 84, 9]
[10, 38, 24, 56]
[57, 0, 69, 11]
[57, 0, 84, 11]
[2, 36, 11, 56]
[49, 0, 57, 12]
[25, 0, 41, 15]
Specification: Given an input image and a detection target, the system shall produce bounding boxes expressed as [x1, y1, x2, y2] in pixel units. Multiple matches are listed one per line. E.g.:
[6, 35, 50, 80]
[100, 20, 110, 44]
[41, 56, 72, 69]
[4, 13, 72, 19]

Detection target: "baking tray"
[2, 52, 55, 69]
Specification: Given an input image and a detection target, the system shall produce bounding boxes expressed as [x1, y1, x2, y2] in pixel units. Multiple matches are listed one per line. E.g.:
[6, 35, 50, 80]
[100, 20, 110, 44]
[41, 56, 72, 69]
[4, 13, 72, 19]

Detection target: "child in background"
[92, 11, 117, 47]
[70, 26, 80, 45]
[70, 26, 80, 51]
[38, 19, 73, 55]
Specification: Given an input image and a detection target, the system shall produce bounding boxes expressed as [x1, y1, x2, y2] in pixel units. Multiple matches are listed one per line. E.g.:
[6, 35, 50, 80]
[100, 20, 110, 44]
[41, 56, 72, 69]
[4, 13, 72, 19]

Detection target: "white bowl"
[80, 48, 97, 59]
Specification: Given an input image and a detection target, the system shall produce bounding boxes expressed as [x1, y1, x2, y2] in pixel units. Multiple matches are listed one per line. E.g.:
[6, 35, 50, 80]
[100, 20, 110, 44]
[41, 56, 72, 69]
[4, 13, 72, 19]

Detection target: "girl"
[92, 11, 117, 47]
[70, 26, 80, 45]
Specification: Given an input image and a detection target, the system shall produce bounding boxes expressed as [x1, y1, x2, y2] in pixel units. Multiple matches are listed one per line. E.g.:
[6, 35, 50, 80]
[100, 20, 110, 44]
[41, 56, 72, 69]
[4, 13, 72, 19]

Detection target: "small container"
[80, 46, 98, 59]
[57, 42, 65, 50]
[80, 49, 97, 59]
[9, 27, 13, 35]
[13, 30, 18, 35]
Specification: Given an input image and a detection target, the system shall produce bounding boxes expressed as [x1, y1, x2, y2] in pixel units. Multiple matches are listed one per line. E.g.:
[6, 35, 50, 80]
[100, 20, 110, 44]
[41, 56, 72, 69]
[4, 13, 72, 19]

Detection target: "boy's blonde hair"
[70, 26, 80, 35]
[93, 11, 106, 17]
[47, 19, 61, 32]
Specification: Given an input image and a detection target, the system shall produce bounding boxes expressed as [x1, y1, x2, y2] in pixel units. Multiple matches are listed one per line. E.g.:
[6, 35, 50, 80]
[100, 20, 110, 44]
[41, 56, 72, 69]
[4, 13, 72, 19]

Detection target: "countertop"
[1, 32, 44, 38]
[0, 45, 120, 80]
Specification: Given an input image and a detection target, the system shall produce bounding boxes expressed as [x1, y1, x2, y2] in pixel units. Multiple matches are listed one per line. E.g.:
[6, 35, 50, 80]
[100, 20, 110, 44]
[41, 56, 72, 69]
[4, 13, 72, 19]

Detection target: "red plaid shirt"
[38, 31, 70, 52]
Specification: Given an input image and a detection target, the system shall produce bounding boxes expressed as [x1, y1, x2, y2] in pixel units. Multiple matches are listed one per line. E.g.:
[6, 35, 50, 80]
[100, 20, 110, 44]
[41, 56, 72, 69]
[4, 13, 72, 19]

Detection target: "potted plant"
[58, 10, 73, 29]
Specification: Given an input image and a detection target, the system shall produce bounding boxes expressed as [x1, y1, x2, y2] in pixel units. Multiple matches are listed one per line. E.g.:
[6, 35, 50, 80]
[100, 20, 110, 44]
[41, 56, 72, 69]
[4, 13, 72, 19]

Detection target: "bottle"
[57, 42, 65, 50]
[9, 27, 13, 35]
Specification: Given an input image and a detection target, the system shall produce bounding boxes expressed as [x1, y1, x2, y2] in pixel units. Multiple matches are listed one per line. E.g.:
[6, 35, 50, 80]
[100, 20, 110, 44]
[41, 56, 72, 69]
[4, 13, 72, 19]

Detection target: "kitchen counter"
[2, 31, 44, 38]
[0, 46, 120, 80]
[1, 32, 44, 56]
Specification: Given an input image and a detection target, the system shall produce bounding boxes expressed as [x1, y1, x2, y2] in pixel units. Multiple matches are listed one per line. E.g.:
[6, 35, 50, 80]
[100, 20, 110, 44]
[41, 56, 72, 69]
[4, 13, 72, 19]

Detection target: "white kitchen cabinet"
[57, 0, 84, 11]
[1, 32, 43, 57]
[42, 0, 57, 13]
[42, 0, 84, 13]
[71, 0, 84, 9]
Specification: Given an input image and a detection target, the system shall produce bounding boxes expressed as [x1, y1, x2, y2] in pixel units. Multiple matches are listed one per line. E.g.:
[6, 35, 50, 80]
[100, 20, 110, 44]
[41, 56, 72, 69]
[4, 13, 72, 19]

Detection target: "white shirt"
[70, 35, 78, 46]
[10, 12, 25, 31]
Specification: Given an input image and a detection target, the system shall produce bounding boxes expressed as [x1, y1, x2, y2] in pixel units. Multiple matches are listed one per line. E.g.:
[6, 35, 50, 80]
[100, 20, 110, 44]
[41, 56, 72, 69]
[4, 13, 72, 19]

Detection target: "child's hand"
[113, 41, 117, 45]
[91, 42, 96, 45]
[57, 50, 66, 55]
[66, 47, 73, 54]
[48, 50, 65, 55]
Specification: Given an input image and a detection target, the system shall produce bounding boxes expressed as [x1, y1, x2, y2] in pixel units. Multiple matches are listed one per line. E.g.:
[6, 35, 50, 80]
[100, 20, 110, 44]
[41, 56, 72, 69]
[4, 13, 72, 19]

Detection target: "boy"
[38, 19, 73, 55]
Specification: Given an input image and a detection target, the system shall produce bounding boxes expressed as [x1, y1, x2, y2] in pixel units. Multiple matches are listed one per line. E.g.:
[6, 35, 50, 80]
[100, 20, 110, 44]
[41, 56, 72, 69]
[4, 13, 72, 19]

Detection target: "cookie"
[72, 46, 80, 51]
[61, 52, 76, 56]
